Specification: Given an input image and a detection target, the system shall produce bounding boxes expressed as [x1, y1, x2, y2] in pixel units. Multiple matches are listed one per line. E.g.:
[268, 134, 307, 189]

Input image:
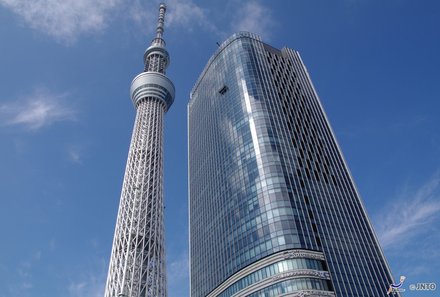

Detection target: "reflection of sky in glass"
[189, 32, 394, 297]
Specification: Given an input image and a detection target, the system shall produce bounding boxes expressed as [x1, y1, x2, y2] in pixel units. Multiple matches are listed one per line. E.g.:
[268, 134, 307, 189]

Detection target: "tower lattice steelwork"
[104, 4, 174, 297]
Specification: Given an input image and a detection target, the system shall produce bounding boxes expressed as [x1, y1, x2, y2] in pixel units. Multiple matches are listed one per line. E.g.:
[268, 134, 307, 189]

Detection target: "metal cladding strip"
[131, 72, 175, 111]
[207, 249, 328, 297]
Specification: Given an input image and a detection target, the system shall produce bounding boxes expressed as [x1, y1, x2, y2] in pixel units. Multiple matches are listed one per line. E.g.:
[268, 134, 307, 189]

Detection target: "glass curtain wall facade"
[188, 32, 395, 297]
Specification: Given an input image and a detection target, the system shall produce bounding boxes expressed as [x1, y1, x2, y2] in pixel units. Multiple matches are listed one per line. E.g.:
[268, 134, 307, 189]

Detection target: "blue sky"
[0, 0, 439, 296]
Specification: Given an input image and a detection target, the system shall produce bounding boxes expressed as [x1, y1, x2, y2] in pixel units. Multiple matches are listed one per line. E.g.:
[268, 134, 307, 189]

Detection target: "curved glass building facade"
[188, 32, 395, 297]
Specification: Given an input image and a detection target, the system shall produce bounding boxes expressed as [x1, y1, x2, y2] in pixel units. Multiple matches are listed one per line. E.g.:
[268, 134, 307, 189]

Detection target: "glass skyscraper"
[188, 32, 395, 297]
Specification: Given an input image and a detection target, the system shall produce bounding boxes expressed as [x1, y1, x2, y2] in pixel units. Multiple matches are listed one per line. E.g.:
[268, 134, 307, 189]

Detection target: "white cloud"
[127, 0, 157, 34]
[66, 257, 108, 297]
[69, 150, 82, 164]
[375, 174, 440, 249]
[68, 282, 87, 297]
[0, 0, 275, 45]
[67, 146, 84, 164]
[9, 0, 224, 43]
[165, 0, 275, 39]
[168, 251, 189, 296]
[0, 0, 122, 44]
[232, 1, 274, 39]
[1, 88, 76, 130]
[21, 282, 33, 289]
[68, 261, 106, 297]
[166, 0, 218, 34]
[8, 250, 42, 295]
[128, 0, 220, 36]
[168, 252, 189, 281]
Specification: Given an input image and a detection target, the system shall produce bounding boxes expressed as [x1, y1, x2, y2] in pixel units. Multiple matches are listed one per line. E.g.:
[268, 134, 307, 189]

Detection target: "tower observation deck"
[104, 4, 175, 297]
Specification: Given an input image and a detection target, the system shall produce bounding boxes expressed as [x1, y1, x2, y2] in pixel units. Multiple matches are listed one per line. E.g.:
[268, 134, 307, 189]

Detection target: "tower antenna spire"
[143, 3, 170, 73]
[152, 3, 167, 47]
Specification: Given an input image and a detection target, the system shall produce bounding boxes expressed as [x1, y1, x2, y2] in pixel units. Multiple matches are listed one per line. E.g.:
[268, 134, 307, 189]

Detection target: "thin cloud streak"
[0, 88, 76, 130]
[0, 0, 275, 44]
[68, 258, 107, 297]
[232, 0, 275, 39]
[129, 0, 221, 36]
[68, 149, 82, 164]
[67, 145, 85, 165]
[166, 0, 219, 35]
[168, 251, 189, 297]
[68, 280, 103, 297]
[0, 0, 122, 44]
[8, 250, 42, 296]
[128, 0, 157, 34]
[375, 174, 440, 249]
[1, 0, 221, 44]
[163, 0, 275, 40]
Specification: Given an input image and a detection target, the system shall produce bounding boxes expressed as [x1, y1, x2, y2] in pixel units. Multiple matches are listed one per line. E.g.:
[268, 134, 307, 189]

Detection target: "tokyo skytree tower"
[104, 4, 174, 297]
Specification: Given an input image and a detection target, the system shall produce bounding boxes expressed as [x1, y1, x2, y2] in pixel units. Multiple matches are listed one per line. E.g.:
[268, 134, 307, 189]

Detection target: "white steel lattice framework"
[104, 4, 175, 297]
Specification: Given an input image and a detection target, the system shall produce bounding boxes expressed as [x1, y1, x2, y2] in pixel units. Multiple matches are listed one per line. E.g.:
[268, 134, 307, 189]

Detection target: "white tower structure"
[104, 4, 174, 297]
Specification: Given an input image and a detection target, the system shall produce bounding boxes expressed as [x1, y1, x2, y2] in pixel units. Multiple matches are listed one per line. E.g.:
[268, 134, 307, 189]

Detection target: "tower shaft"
[105, 99, 166, 297]
[105, 4, 174, 297]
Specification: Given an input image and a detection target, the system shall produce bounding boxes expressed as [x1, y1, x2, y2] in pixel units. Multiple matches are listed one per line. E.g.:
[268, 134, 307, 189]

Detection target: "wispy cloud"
[0, 0, 122, 44]
[232, 0, 275, 39]
[168, 251, 189, 296]
[166, 0, 219, 34]
[68, 258, 107, 297]
[128, 0, 220, 37]
[2, 0, 223, 44]
[68, 280, 104, 297]
[164, 0, 275, 40]
[21, 282, 33, 289]
[0, 88, 76, 130]
[67, 145, 85, 164]
[69, 282, 87, 296]
[127, 0, 157, 34]
[1, 0, 275, 44]
[68, 149, 82, 164]
[375, 174, 440, 249]
[8, 250, 42, 296]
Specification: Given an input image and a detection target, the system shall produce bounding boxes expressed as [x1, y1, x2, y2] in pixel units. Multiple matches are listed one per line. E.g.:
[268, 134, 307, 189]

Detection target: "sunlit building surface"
[188, 32, 394, 297]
